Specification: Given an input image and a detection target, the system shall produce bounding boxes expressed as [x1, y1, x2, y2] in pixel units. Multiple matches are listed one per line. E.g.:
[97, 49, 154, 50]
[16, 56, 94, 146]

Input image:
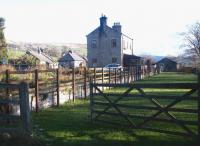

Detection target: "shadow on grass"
[0, 134, 43, 146]
[32, 100, 196, 146]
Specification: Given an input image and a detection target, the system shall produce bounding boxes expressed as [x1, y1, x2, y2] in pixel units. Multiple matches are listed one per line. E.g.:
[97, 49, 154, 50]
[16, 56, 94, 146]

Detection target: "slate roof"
[59, 51, 85, 62]
[26, 50, 54, 64]
[156, 57, 177, 64]
[86, 25, 121, 37]
[123, 54, 141, 60]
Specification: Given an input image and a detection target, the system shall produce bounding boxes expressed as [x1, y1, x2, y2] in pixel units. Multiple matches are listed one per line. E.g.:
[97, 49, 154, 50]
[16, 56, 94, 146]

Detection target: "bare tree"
[177, 52, 196, 68]
[181, 22, 200, 68]
[182, 22, 200, 58]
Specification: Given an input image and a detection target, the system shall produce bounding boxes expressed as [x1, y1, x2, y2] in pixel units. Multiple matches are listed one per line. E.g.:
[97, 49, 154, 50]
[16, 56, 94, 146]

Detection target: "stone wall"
[87, 28, 122, 68]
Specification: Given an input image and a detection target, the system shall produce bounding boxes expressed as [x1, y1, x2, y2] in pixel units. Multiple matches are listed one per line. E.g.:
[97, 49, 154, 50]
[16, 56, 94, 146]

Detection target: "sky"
[0, 0, 200, 56]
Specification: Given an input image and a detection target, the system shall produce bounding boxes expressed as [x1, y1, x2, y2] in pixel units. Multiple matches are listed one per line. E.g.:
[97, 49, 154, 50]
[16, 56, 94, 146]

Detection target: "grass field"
[1, 72, 198, 146]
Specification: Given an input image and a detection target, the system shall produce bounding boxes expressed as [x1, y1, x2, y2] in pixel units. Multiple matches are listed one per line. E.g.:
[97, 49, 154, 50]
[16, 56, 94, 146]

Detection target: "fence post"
[102, 67, 104, 91]
[94, 68, 96, 93]
[133, 67, 136, 81]
[128, 67, 130, 83]
[198, 73, 200, 145]
[114, 68, 117, 84]
[124, 68, 126, 83]
[19, 82, 30, 135]
[94, 68, 96, 83]
[89, 77, 94, 123]
[120, 69, 122, 84]
[72, 68, 75, 102]
[109, 68, 111, 89]
[5, 69, 10, 83]
[5, 69, 10, 114]
[5, 69, 10, 95]
[130, 66, 133, 82]
[56, 68, 60, 107]
[35, 69, 39, 112]
[145, 66, 147, 78]
[141, 66, 143, 79]
[84, 67, 87, 99]
[80, 85, 83, 98]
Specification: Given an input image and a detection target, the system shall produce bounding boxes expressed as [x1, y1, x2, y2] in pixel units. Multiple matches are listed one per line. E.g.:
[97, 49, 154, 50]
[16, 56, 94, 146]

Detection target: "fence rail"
[0, 65, 158, 112]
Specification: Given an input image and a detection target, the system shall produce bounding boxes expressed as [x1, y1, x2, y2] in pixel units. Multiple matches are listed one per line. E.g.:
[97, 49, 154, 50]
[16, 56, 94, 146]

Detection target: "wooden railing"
[0, 65, 158, 112]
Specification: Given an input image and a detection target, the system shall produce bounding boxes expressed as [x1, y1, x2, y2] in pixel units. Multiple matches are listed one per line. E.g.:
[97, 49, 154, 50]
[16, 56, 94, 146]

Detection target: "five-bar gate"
[90, 77, 200, 139]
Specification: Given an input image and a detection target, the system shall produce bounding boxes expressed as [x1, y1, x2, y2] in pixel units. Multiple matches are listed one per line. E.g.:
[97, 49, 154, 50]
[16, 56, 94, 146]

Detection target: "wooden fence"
[0, 65, 158, 112]
[0, 82, 30, 134]
[90, 73, 200, 140]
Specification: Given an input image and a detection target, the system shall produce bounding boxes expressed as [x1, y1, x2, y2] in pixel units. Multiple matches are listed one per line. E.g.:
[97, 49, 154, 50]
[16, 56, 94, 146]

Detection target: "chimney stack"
[112, 22, 121, 33]
[100, 14, 107, 30]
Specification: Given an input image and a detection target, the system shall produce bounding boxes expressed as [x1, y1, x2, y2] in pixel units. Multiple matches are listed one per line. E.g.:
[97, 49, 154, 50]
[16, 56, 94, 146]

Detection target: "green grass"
[32, 101, 196, 146]
[136, 72, 197, 83]
[2, 72, 198, 146]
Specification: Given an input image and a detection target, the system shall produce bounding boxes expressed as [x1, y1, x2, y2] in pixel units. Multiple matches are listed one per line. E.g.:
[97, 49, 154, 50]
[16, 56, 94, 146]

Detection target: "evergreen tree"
[0, 17, 7, 64]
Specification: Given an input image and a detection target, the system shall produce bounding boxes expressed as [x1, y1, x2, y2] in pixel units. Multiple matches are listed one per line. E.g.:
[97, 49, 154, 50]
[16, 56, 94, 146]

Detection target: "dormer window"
[91, 40, 97, 48]
[111, 39, 117, 48]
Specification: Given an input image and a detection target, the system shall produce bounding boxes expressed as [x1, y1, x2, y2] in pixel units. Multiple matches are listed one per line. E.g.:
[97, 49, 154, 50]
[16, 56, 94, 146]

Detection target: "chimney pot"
[112, 22, 121, 33]
[100, 15, 107, 30]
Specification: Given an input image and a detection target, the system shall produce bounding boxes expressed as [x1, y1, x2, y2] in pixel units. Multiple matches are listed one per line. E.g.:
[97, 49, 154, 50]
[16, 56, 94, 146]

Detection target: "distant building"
[123, 54, 143, 67]
[26, 48, 57, 69]
[156, 57, 178, 72]
[58, 51, 86, 68]
[87, 15, 139, 68]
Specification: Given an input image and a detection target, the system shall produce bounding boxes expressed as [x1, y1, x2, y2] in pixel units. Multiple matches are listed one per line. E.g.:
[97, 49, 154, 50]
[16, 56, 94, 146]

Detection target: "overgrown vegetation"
[7, 50, 25, 59]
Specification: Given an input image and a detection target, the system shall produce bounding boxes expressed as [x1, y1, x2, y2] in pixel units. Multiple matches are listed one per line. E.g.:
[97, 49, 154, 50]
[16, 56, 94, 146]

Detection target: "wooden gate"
[90, 78, 200, 138]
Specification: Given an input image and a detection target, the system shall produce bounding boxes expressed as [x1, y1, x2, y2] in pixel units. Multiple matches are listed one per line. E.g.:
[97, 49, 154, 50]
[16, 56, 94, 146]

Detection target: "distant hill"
[151, 56, 165, 62]
[140, 55, 164, 62]
[8, 41, 176, 64]
[7, 41, 87, 59]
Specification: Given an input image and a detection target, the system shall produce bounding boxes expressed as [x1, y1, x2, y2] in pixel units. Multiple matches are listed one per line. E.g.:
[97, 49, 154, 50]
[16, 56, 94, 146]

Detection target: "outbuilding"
[123, 54, 143, 67]
[59, 51, 86, 68]
[156, 57, 177, 72]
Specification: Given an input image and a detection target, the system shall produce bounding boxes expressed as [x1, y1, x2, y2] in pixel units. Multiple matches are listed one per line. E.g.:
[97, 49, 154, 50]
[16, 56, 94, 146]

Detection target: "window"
[92, 58, 97, 63]
[112, 57, 117, 63]
[91, 40, 97, 48]
[111, 39, 117, 48]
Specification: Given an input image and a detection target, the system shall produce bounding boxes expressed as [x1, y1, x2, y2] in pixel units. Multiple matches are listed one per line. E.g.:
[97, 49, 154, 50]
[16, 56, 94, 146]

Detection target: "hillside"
[7, 41, 87, 59]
